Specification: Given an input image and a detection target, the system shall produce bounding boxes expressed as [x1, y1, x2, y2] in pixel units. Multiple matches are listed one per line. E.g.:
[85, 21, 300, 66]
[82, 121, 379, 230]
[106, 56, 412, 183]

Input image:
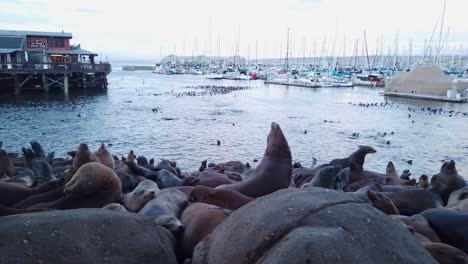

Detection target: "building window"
[47, 38, 65, 48]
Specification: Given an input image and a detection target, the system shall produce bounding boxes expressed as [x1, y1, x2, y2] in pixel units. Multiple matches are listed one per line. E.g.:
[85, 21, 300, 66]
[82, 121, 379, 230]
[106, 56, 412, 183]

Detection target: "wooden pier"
[0, 62, 111, 95]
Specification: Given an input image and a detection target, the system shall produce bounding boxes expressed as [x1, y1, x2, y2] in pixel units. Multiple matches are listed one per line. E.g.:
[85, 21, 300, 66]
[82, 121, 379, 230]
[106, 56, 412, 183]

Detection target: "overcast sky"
[1, 0, 467, 61]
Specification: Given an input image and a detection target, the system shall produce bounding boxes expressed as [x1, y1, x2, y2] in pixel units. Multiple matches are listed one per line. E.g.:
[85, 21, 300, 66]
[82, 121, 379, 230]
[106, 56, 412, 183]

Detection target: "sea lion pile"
[0, 123, 467, 264]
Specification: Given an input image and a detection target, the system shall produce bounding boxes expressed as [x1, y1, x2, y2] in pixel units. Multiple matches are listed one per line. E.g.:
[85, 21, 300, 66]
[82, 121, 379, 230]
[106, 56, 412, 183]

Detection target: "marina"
[1, 0, 468, 263]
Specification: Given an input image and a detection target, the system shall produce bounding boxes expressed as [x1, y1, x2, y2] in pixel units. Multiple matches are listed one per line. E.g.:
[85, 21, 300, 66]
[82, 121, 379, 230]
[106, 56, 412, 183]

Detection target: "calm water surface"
[1, 63, 467, 178]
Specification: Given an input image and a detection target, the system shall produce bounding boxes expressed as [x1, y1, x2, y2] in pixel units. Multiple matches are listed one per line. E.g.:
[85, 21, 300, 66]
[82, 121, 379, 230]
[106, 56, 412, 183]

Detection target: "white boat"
[205, 73, 224, 79]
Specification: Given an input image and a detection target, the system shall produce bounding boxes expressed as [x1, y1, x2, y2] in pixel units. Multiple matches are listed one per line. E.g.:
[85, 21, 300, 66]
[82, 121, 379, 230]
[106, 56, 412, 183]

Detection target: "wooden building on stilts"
[0, 29, 111, 95]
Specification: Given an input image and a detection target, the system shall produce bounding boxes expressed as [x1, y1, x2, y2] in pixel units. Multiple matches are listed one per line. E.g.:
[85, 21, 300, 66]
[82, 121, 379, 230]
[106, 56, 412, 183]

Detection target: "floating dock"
[382, 91, 468, 103]
[264, 80, 321, 88]
[122, 66, 155, 71]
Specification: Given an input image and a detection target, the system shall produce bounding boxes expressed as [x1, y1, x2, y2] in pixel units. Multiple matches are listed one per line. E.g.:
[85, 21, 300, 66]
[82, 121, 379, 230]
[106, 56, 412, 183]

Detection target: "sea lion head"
[189, 186, 215, 203]
[441, 160, 457, 174]
[386, 161, 396, 174]
[123, 180, 159, 212]
[265, 122, 291, 160]
[127, 150, 136, 161]
[102, 203, 128, 212]
[155, 215, 184, 234]
[367, 190, 400, 215]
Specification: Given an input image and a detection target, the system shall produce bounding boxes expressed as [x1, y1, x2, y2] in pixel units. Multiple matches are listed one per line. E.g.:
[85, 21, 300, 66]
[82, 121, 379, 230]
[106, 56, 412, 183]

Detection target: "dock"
[0, 62, 111, 94]
[122, 66, 155, 71]
[264, 80, 321, 88]
[382, 92, 468, 103]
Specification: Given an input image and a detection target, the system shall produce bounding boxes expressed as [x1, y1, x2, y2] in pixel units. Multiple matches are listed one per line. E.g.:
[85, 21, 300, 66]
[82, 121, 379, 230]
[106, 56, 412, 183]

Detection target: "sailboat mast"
[437, 0, 447, 63]
[363, 30, 371, 72]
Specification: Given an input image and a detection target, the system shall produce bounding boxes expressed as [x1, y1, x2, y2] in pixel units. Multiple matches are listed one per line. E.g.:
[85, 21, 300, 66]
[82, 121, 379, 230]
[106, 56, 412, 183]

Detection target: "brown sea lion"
[31, 162, 121, 210]
[422, 242, 468, 264]
[329, 145, 376, 172]
[418, 175, 430, 189]
[189, 186, 254, 210]
[138, 188, 188, 233]
[430, 160, 466, 205]
[0, 149, 16, 177]
[94, 143, 115, 170]
[122, 180, 159, 212]
[195, 174, 236, 188]
[0, 180, 61, 207]
[344, 176, 416, 192]
[383, 189, 439, 216]
[72, 143, 101, 171]
[392, 215, 441, 243]
[216, 122, 292, 198]
[0, 205, 55, 217]
[180, 202, 229, 258]
[367, 190, 400, 215]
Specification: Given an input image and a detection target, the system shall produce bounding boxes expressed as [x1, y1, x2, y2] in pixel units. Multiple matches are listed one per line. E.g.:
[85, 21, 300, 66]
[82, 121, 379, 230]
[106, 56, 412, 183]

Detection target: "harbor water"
[1, 63, 467, 178]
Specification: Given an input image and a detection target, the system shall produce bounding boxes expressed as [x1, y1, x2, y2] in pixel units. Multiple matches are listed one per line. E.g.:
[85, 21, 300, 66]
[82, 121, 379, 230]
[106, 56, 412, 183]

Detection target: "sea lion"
[180, 202, 229, 258]
[137, 156, 149, 167]
[0, 149, 16, 177]
[422, 242, 468, 264]
[386, 161, 399, 178]
[155, 169, 199, 189]
[31, 162, 121, 210]
[22, 147, 37, 169]
[367, 190, 400, 215]
[32, 160, 56, 183]
[72, 143, 101, 172]
[102, 203, 128, 212]
[124, 160, 158, 178]
[199, 160, 207, 172]
[430, 160, 466, 205]
[447, 187, 468, 207]
[418, 175, 430, 189]
[329, 145, 376, 171]
[14, 185, 65, 209]
[292, 163, 330, 188]
[393, 215, 441, 243]
[301, 165, 342, 189]
[154, 159, 179, 176]
[421, 208, 468, 254]
[334, 167, 351, 191]
[30, 140, 46, 158]
[122, 180, 159, 212]
[0, 205, 55, 217]
[95, 143, 115, 170]
[217, 122, 292, 198]
[356, 184, 418, 194]
[209, 161, 246, 174]
[400, 169, 412, 180]
[383, 189, 439, 216]
[13, 169, 36, 187]
[138, 188, 188, 233]
[0, 179, 62, 207]
[115, 170, 140, 193]
[189, 186, 254, 210]
[344, 176, 416, 192]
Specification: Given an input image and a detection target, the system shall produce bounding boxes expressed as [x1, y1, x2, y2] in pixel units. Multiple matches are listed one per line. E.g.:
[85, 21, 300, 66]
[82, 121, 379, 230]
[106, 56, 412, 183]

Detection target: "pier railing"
[0, 62, 112, 74]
